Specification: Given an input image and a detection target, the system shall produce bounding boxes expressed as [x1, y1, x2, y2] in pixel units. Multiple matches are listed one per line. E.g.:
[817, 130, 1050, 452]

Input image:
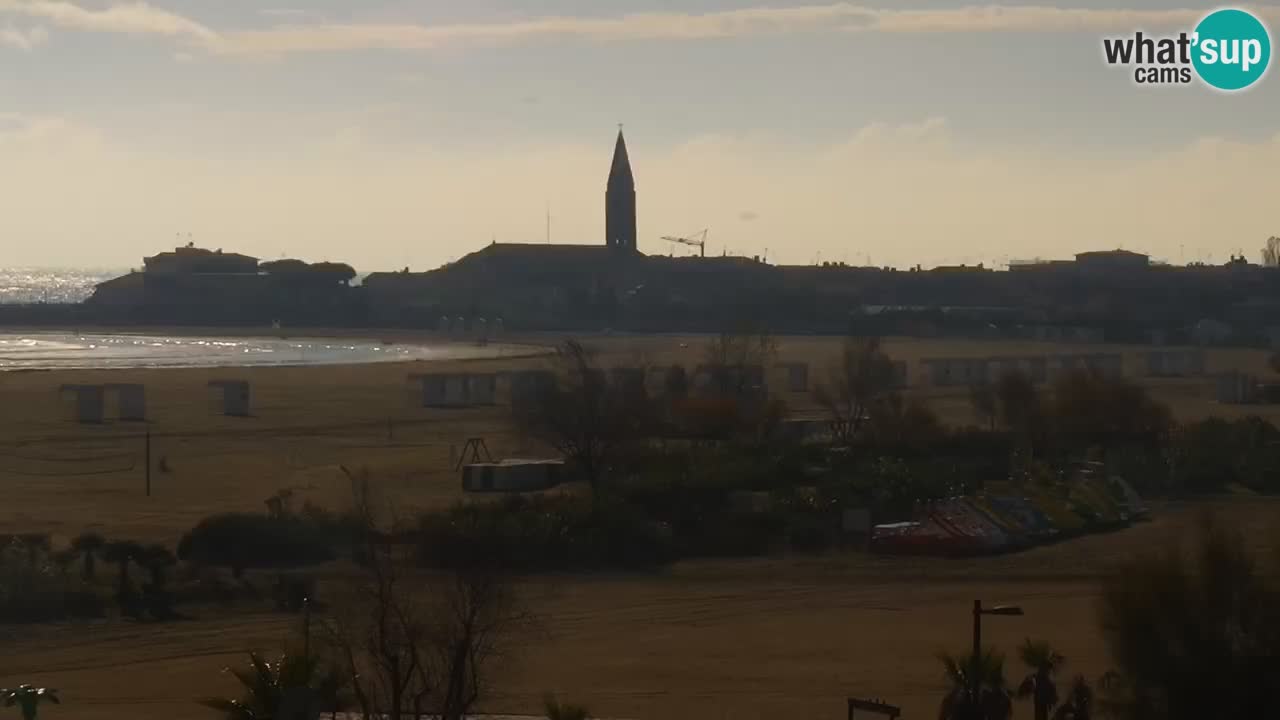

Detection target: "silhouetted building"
[1074, 249, 1150, 272]
[606, 129, 637, 253]
[144, 244, 259, 274]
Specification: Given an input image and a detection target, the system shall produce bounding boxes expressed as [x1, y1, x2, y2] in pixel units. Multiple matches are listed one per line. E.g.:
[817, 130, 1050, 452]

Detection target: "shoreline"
[0, 326, 553, 372]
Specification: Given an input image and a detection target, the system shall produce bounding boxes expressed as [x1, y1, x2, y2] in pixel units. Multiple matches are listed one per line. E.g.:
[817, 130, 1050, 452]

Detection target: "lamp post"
[971, 600, 1024, 715]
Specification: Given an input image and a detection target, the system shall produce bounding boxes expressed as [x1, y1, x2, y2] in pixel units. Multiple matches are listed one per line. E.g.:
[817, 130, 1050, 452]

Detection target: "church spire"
[608, 127, 634, 189]
[606, 127, 637, 253]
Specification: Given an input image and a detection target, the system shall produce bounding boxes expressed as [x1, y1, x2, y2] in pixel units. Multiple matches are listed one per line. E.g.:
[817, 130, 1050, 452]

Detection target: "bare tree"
[514, 340, 640, 489]
[321, 473, 527, 720]
[432, 568, 524, 720]
[995, 370, 1045, 444]
[702, 325, 778, 397]
[813, 336, 899, 445]
[1262, 236, 1280, 267]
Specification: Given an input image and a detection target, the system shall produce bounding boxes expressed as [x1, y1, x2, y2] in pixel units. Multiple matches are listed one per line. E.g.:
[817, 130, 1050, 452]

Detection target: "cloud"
[0, 0, 216, 41]
[207, 4, 1280, 56]
[5, 2, 1277, 56]
[0, 22, 45, 49]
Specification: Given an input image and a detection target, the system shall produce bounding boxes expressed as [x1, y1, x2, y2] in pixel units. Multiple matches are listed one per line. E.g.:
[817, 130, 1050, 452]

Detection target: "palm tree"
[1, 685, 60, 720]
[1017, 639, 1065, 720]
[102, 540, 145, 618]
[544, 694, 592, 720]
[200, 651, 344, 720]
[70, 533, 106, 582]
[1053, 676, 1094, 720]
[15, 534, 49, 570]
[102, 541, 143, 594]
[938, 648, 1014, 720]
[139, 545, 176, 590]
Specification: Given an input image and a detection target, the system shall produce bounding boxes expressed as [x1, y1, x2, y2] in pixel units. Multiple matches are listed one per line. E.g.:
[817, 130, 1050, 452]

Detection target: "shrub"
[272, 574, 317, 613]
[177, 513, 335, 578]
[418, 494, 674, 571]
[0, 540, 104, 623]
[682, 510, 782, 558]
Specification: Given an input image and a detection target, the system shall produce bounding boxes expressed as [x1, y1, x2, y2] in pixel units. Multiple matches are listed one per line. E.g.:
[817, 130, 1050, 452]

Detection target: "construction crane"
[661, 229, 708, 258]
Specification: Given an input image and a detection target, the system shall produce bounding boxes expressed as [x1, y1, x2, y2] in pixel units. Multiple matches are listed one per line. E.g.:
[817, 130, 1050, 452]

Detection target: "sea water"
[0, 268, 120, 304]
[0, 333, 513, 370]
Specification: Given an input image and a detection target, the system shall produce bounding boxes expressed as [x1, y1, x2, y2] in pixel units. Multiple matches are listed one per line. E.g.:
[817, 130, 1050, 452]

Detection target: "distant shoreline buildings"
[0, 129, 1273, 345]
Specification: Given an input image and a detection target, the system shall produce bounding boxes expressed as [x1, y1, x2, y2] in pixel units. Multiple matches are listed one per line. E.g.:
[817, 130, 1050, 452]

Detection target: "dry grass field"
[0, 332, 1278, 720]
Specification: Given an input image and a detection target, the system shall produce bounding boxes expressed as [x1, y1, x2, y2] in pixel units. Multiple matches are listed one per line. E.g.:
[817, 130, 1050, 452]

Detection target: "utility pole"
[144, 429, 152, 497]
[303, 596, 312, 658]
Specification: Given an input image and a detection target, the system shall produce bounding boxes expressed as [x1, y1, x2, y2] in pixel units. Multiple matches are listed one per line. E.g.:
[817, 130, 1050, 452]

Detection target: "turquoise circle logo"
[1192, 8, 1272, 90]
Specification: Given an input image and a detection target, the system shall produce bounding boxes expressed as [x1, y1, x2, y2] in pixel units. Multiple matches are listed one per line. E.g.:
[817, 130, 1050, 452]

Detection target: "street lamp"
[971, 601, 1024, 711]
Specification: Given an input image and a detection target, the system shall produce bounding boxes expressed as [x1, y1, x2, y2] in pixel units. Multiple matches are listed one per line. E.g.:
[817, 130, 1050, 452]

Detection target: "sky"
[0, 1, 1278, 271]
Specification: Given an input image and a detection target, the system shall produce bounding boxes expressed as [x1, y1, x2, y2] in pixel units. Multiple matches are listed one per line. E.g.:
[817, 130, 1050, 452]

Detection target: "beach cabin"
[409, 373, 480, 408]
[775, 362, 810, 393]
[209, 380, 251, 417]
[506, 370, 557, 410]
[60, 384, 105, 424]
[922, 358, 986, 387]
[461, 459, 565, 493]
[1049, 353, 1123, 380]
[1217, 372, 1258, 404]
[1143, 349, 1206, 378]
[105, 383, 147, 422]
[468, 374, 498, 406]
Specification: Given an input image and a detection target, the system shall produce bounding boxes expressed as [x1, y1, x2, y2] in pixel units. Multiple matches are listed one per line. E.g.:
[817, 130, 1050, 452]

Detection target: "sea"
[0, 268, 516, 370]
[0, 268, 121, 305]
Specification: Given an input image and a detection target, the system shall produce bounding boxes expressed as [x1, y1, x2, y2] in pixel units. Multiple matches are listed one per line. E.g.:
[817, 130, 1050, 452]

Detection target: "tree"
[544, 695, 592, 720]
[1050, 370, 1171, 445]
[1052, 676, 1094, 720]
[102, 541, 142, 594]
[200, 651, 345, 720]
[1262, 236, 1280, 267]
[139, 545, 176, 589]
[513, 340, 640, 490]
[138, 545, 178, 620]
[970, 382, 997, 431]
[702, 325, 777, 397]
[1, 686, 59, 720]
[70, 533, 105, 582]
[1017, 639, 1065, 720]
[432, 568, 524, 720]
[938, 648, 1014, 720]
[813, 336, 899, 445]
[864, 393, 944, 450]
[176, 514, 334, 578]
[994, 370, 1044, 444]
[1098, 516, 1280, 720]
[321, 476, 527, 720]
[102, 540, 145, 618]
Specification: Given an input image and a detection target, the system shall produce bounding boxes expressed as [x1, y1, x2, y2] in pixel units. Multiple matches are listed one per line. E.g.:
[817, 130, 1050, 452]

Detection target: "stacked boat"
[870, 472, 1149, 557]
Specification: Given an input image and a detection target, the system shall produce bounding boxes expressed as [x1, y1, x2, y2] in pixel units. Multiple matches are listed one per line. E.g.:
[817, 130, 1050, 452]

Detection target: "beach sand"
[0, 332, 1276, 719]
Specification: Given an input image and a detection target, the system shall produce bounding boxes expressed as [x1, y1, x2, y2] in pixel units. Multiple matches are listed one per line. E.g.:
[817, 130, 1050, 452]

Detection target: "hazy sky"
[1, 1, 1278, 271]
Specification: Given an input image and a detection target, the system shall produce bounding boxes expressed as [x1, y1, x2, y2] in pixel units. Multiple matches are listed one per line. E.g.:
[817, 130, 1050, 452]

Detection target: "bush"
[0, 540, 104, 623]
[177, 513, 336, 578]
[272, 573, 317, 613]
[786, 516, 833, 554]
[418, 494, 674, 571]
[681, 510, 782, 558]
[172, 568, 242, 607]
